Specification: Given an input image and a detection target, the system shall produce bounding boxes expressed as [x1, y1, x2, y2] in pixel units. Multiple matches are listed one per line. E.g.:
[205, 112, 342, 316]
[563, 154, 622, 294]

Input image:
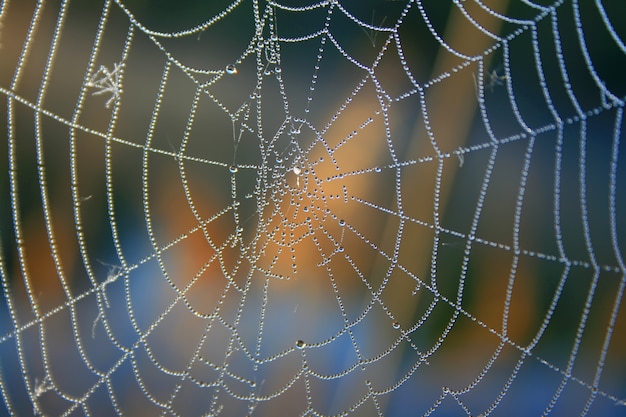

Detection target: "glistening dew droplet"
[225, 64, 238, 75]
[229, 165, 238, 173]
[338, 219, 345, 227]
[295, 340, 306, 349]
[392, 321, 400, 330]
[292, 166, 302, 175]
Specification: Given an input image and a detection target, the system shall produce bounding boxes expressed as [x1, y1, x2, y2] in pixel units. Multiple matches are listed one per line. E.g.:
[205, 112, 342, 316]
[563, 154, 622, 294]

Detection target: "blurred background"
[1, 0, 625, 415]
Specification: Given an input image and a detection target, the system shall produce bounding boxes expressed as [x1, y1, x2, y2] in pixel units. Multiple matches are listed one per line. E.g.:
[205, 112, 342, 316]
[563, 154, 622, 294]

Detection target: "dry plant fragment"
[87, 63, 123, 108]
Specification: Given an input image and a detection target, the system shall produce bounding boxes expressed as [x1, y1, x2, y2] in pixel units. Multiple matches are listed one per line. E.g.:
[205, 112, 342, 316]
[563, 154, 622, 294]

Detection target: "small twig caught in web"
[91, 264, 123, 338]
[32, 373, 53, 415]
[86, 63, 124, 108]
[361, 11, 387, 47]
[485, 68, 507, 92]
[91, 310, 103, 339]
[473, 67, 507, 99]
[33, 374, 52, 398]
[97, 262, 124, 308]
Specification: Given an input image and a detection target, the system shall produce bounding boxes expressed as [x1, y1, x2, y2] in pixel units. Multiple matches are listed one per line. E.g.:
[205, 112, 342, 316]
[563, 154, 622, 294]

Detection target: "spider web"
[0, 0, 625, 415]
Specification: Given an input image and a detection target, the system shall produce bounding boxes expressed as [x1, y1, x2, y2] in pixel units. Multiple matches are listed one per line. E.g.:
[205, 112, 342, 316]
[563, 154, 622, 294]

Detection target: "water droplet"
[295, 340, 306, 349]
[275, 66, 282, 73]
[338, 219, 345, 227]
[229, 165, 238, 173]
[292, 166, 302, 175]
[392, 321, 400, 329]
[225, 64, 238, 75]
[337, 246, 344, 253]
[374, 166, 382, 173]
